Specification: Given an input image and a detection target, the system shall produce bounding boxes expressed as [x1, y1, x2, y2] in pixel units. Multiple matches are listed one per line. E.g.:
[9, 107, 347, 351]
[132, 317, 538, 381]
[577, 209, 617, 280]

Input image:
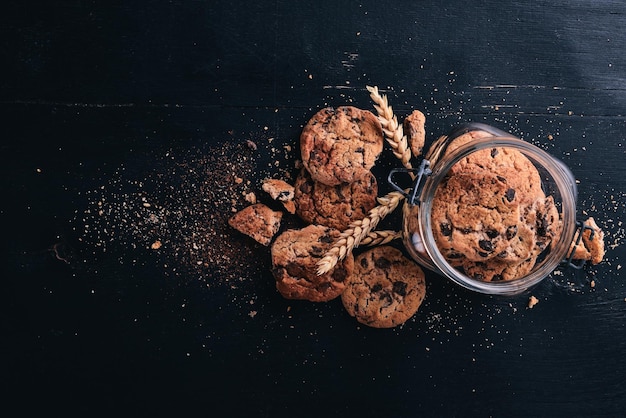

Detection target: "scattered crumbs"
[528, 296, 539, 309]
[73, 139, 269, 287]
[249, 311, 257, 318]
[590, 280, 595, 288]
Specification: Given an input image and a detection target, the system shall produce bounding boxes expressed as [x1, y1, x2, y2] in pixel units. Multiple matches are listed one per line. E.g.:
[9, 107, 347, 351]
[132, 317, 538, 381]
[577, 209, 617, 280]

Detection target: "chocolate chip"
[478, 251, 490, 258]
[309, 245, 324, 257]
[331, 267, 347, 282]
[285, 262, 305, 277]
[497, 175, 507, 183]
[379, 291, 393, 307]
[505, 188, 516, 202]
[299, 181, 312, 194]
[355, 147, 365, 154]
[440, 223, 452, 236]
[392, 281, 408, 296]
[360, 257, 369, 268]
[492, 274, 504, 282]
[490, 148, 499, 158]
[309, 149, 321, 163]
[374, 257, 391, 269]
[334, 185, 345, 200]
[486, 229, 499, 239]
[506, 225, 517, 240]
[372, 283, 383, 292]
[447, 252, 463, 259]
[479, 240, 493, 252]
[537, 214, 549, 236]
[471, 272, 485, 280]
[461, 227, 473, 234]
[319, 234, 334, 244]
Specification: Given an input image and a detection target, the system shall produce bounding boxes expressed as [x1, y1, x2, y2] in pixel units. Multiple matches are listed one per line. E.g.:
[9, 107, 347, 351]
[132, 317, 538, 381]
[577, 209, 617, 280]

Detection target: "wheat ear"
[366, 85, 413, 171]
[359, 230, 402, 247]
[316, 191, 405, 275]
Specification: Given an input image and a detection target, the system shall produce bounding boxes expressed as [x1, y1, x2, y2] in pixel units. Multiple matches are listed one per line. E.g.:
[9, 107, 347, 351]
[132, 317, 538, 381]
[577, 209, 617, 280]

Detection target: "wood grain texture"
[1, 1, 624, 416]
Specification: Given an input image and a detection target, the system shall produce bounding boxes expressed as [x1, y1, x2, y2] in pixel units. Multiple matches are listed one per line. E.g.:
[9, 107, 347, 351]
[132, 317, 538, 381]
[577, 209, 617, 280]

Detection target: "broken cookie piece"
[262, 178, 295, 201]
[228, 203, 283, 246]
[569, 217, 605, 265]
[262, 178, 296, 214]
[403, 109, 426, 158]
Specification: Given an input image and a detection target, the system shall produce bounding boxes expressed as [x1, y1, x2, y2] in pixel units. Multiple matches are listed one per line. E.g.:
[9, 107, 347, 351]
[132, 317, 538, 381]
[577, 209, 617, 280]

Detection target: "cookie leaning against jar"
[300, 106, 384, 186]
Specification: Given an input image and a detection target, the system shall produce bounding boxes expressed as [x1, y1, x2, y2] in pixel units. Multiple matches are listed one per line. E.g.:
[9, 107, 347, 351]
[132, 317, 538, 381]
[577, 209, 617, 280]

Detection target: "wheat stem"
[360, 230, 402, 247]
[366, 85, 413, 171]
[316, 191, 405, 275]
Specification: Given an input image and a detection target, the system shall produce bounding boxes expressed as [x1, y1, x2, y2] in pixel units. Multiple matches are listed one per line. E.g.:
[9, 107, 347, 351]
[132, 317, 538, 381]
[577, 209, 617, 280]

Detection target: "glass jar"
[389, 123, 579, 295]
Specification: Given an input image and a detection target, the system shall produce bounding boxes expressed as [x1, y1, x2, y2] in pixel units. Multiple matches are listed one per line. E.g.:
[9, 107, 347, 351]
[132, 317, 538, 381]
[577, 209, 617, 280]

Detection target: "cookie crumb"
[528, 295, 539, 309]
[244, 191, 257, 204]
[150, 240, 162, 250]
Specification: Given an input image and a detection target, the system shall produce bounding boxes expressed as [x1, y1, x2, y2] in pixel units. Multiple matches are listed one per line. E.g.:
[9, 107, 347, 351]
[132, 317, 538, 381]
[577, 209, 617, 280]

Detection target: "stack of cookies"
[431, 131, 563, 282]
[271, 106, 427, 328]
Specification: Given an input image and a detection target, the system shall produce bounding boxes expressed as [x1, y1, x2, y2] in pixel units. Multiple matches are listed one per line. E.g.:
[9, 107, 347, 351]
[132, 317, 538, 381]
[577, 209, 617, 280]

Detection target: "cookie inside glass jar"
[398, 123, 580, 295]
[430, 132, 563, 283]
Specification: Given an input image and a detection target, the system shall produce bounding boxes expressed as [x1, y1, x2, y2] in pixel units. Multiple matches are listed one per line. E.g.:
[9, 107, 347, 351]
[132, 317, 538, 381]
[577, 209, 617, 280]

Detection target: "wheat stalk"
[316, 191, 405, 275]
[366, 85, 413, 171]
[360, 230, 402, 247]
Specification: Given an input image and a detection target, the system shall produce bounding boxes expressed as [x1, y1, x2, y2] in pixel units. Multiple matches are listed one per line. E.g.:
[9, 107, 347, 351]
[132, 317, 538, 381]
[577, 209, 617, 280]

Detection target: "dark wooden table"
[2, 1, 625, 416]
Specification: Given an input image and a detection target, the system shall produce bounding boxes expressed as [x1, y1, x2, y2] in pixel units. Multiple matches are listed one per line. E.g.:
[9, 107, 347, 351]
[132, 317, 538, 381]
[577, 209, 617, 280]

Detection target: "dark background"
[2, 1, 625, 416]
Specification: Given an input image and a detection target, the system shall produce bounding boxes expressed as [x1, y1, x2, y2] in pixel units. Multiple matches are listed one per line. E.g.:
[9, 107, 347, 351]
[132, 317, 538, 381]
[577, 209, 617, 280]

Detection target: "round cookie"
[300, 106, 384, 186]
[271, 224, 353, 302]
[341, 246, 426, 328]
[431, 171, 526, 263]
[294, 168, 378, 231]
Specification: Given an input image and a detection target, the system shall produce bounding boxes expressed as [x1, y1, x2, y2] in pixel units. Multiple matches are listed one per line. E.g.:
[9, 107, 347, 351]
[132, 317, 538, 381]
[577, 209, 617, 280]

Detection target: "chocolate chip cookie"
[300, 106, 384, 186]
[431, 171, 526, 263]
[271, 224, 353, 302]
[294, 168, 378, 230]
[341, 246, 426, 328]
